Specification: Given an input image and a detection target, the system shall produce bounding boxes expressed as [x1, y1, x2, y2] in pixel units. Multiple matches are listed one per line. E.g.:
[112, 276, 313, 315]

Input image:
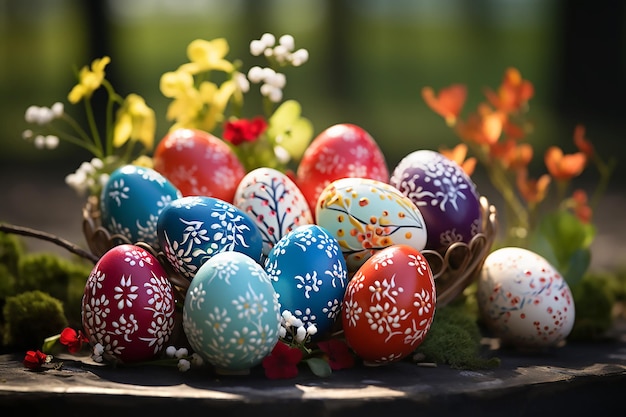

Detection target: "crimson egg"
[153, 128, 246, 202]
[81, 244, 176, 363]
[295, 123, 389, 215]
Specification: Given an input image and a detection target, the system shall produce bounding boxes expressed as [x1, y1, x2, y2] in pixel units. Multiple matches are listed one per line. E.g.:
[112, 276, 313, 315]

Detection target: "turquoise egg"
[100, 164, 182, 250]
[183, 251, 281, 374]
[264, 224, 348, 338]
[157, 196, 264, 280]
[316, 177, 428, 272]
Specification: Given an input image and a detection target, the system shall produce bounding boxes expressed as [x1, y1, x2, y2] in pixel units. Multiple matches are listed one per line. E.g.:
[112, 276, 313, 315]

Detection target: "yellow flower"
[201, 79, 237, 132]
[179, 38, 234, 74]
[68, 56, 111, 104]
[113, 93, 156, 150]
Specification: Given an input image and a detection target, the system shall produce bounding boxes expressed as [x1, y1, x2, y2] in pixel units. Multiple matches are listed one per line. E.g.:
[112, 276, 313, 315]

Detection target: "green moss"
[569, 272, 615, 341]
[414, 304, 500, 369]
[2, 290, 68, 349]
[0, 231, 23, 278]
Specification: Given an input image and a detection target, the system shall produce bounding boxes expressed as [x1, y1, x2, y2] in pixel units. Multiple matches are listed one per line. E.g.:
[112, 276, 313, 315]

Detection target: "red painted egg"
[295, 123, 389, 215]
[81, 244, 176, 363]
[153, 128, 246, 202]
[342, 244, 436, 365]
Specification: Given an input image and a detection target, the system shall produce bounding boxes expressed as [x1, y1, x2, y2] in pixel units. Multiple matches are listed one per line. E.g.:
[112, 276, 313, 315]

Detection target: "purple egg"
[389, 150, 482, 252]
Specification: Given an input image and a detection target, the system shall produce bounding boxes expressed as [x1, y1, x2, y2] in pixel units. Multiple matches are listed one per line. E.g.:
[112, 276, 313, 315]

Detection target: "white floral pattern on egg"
[81, 244, 176, 363]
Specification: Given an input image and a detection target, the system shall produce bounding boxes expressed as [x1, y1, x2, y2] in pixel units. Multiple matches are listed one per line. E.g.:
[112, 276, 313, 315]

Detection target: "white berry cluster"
[279, 309, 318, 345]
[247, 33, 309, 103]
[165, 345, 204, 372]
[22, 102, 64, 149]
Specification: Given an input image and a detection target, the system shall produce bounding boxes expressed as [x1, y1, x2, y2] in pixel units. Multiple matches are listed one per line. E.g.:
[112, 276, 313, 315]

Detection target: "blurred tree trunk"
[326, 0, 350, 101]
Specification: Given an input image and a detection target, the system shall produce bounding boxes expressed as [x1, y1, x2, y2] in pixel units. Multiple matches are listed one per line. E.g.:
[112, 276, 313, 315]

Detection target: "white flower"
[175, 347, 189, 358]
[279, 34, 295, 51]
[260, 84, 283, 103]
[306, 323, 318, 336]
[190, 353, 204, 366]
[274, 145, 290, 164]
[44, 135, 59, 149]
[234, 72, 250, 93]
[177, 359, 191, 372]
[247, 66, 265, 83]
[165, 345, 177, 357]
[24, 106, 40, 124]
[260, 32, 276, 47]
[51, 102, 64, 117]
[295, 325, 307, 342]
[90, 157, 104, 169]
[250, 39, 266, 56]
[265, 72, 286, 89]
[290, 49, 309, 67]
[279, 326, 287, 338]
[273, 45, 289, 63]
[22, 130, 33, 140]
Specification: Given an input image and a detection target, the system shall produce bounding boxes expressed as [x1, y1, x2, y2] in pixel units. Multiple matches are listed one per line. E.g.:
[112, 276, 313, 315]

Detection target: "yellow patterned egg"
[315, 177, 427, 272]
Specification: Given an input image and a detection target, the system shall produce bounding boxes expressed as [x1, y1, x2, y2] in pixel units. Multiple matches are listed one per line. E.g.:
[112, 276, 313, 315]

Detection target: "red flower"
[59, 327, 89, 354]
[23, 350, 49, 370]
[262, 341, 303, 379]
[223, 116, 268, 146]
[316, 339, 355, 371]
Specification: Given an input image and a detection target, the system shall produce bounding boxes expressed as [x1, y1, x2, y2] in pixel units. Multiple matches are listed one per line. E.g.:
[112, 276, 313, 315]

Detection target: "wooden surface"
[2, 331, 626, 417]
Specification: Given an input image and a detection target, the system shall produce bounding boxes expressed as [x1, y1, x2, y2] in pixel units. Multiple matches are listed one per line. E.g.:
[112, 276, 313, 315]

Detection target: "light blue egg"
[157, 195, 264, 281]
[100, 164, 182, 250]
[264, 224, 348, 338]
[183, 251, 281, 374]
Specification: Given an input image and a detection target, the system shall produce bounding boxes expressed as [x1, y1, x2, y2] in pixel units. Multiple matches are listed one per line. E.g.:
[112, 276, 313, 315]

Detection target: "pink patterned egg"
[153, 128, 246, 202]
[342, 244, 436, 365]
[476, 247, 575, 349]
[81, 244, 176, 363]
[234, 167, 313, 256]
[296, 123, 389, 216]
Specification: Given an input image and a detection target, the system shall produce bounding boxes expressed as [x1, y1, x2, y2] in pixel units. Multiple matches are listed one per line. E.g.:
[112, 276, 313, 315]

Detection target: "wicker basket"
[82, 195, 497, 308]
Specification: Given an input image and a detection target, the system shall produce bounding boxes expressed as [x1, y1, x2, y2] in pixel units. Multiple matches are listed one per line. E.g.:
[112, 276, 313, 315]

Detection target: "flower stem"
[84, 98, 104, 157]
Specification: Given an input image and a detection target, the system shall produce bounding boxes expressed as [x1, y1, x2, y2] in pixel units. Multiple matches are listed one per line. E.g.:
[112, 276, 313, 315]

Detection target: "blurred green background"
[0, 0, 624, 180]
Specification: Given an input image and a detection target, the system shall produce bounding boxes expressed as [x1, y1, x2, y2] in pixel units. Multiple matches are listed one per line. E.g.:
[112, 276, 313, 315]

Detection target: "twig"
[0, 223, 99, 264]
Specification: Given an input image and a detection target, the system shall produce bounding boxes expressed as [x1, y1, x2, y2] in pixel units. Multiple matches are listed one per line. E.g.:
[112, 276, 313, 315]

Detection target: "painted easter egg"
[264, 224, 349, 338]
[153, 128, 246, 202]
[315, 177, 427, 272]
[234, 167, 313, 256]
[389, 149, 482, 253]
[157, 196, 264, 281]
[476, 247, 575, 349]
[342, 244, 436, 365]
[183, 250, 281, 374]
[81, 244, 176, 363]
[100, 164, 182, 250]
[295, 123, 389, 216]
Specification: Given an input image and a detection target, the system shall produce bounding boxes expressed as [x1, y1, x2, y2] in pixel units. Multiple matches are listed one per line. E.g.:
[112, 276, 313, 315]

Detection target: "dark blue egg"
[264, 224, 348, 338]
[157, 195, 264, 280]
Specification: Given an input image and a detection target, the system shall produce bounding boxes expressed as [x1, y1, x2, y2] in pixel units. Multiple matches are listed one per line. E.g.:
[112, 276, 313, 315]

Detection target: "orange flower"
[571, 189, 592, 223]
[422, 84, 467, 126]
[516, 168, 551, 204]
[484, 67, 534, 114]
[455, 103, 503, 145]
[544, 146, 587, 181]
[502, 119, 528, 141]
[573, 124, 594, 157]
[439, 143, 477, 176]
[489, 139, 533, 170]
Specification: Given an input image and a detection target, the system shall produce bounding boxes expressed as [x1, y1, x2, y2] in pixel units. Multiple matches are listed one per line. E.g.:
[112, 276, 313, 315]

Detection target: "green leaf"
[305, 357, 332, 377]
[42, 334, 60, 353]
[531, 210, 596, 285]
[561, 248, 591, 287]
